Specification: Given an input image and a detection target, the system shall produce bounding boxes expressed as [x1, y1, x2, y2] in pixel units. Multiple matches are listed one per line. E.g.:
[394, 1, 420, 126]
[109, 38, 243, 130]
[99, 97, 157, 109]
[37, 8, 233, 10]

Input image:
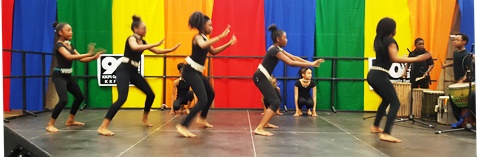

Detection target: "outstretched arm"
[149, 43, 181, 54]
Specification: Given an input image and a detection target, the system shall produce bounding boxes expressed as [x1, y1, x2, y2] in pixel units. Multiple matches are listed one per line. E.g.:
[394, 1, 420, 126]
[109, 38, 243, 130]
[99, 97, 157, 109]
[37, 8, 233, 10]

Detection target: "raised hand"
[220, 25, 231, 39]
[312, 59, 325, 67]
[156, 39, 165, 47]
[93, 48, 106, 59]
[87, 43, 96, 55]
[170, 43, 182, 52]
[229, 35, 237, 45]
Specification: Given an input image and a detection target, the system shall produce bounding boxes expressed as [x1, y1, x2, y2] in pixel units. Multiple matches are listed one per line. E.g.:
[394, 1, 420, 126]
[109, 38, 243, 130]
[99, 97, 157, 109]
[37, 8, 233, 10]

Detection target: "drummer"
[402, 38, 434, 88]
[442, 33, 475, 127]
[441, 33, 473, 83]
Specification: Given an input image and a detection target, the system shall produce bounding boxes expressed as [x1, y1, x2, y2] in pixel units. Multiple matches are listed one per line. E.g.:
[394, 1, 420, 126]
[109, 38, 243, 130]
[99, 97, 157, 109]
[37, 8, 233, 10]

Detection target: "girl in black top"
[170, 63, 195, 115]
[46, 22, 104, 133]
[253, 24, 324, 136]
[368, 17, 430, 142]
[97, 15, 181, 136]
[294, 67, 317, 117]
[176, 12, 237, 138]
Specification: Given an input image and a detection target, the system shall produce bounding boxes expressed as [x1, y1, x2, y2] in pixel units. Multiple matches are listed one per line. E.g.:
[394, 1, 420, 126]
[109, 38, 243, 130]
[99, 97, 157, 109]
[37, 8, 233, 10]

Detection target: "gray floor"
[4, 109, 477, 157]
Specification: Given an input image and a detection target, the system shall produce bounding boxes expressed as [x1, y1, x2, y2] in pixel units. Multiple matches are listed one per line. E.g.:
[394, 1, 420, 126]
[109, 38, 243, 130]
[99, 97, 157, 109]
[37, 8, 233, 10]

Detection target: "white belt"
[120, 57, 139, 68]
[185, 56, 204, 72]
[54, 68, 73, 74]
[370, 66, 389, 74]
[258, 64, 272, 81]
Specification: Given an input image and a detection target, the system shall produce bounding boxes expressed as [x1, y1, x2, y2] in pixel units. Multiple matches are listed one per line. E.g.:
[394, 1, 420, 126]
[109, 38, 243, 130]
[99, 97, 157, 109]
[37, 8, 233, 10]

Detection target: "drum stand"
[393, 87, 434, 128]
[436, 45, 476, 134]
[363, 87, 434, 128]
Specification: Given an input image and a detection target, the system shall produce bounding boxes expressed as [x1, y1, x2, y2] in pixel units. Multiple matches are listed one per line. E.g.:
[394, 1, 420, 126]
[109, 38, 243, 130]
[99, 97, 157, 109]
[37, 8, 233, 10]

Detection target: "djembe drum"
[421, 90, 444, 122]
[392, 82, 411, 117]
[412, 88, 429, 119]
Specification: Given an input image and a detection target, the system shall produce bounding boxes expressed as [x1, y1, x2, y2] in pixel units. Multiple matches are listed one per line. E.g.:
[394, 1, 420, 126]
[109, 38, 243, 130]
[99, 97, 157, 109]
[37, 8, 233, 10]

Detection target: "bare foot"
[65, 121, 85, 126]
[293, 112, 303, 117]
[46, 125, 59, 133]
[370, 126, 384, 133]
[275, 111, 284, 116]
[169, 111, 176, 115]
[196, 118, 213, 128]
[176, 124, 196, 138]
[311, 112, 318, 117]
[379, 133, 402, 143]
[264, 123, 279, 128]
[97, 127, 114, 136]
[142, 119, 153, 127]
[253, 128, 274, 136]
[185, 109, 190, 114]
[307, 110, 312, 115]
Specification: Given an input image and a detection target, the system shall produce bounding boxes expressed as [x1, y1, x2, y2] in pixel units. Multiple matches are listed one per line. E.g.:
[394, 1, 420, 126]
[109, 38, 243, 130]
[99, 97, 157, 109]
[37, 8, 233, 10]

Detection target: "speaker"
[4, 125, 51, 157]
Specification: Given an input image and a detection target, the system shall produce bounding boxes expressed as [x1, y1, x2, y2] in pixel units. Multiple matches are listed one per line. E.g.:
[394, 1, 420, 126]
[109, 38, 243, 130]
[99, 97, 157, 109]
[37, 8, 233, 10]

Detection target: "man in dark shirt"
[442, 33, 474, 83]
[442, 33, 475, 128]
[403, 38, 434, 88]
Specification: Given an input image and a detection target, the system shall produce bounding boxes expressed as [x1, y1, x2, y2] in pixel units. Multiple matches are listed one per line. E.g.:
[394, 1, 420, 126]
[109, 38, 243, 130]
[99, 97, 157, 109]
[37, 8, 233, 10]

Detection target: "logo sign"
[97, 54, 144, 86]
[368, 58, 410, 90]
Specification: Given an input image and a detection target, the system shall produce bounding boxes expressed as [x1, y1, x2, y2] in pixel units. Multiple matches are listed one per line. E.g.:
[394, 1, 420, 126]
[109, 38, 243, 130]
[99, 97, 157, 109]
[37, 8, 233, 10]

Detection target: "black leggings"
[297, 97, 313, 110]
[263, 88, 282, 109]
[180, 64, 215, 127]
[51, 71, 84, 119]
[173, 90, 194, 110]
[367, 70, 400, 134]
[105, 64, 155, 120]
[254, 70, 280, 112]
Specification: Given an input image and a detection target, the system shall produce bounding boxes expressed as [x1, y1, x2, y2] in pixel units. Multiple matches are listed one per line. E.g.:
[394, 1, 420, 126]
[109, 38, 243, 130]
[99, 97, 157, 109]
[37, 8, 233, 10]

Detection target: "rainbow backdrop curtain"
[211, 0, 265, 108]
[316, 0, 365, 110]
[57, 0, 113, 108]
[408, 0, 456, 90]
[10, 0, 56, 111]
[163, 0, 214, 108]
[2, 0, 14, 111]
[111, 0, 165, 108]
[265, 0, 316, 110]
[3, 0, 473, 111]
[459, 0, 475, 52]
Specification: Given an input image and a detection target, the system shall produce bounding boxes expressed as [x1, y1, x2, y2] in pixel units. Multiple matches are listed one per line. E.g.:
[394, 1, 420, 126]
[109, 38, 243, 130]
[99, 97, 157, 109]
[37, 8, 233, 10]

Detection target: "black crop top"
[190, 35, 211, 66]
[54, 42, 75, 68]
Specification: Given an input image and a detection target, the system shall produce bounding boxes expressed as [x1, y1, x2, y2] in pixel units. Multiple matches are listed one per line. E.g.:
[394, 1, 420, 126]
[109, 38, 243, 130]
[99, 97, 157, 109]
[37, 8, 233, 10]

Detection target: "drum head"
[448, 82, 475, 89]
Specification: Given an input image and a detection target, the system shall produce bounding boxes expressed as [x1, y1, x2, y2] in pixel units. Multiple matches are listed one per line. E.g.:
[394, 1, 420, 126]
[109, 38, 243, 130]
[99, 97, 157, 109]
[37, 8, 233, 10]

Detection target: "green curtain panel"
[57, 0, 112, 108]
[315, 0, 365, 110]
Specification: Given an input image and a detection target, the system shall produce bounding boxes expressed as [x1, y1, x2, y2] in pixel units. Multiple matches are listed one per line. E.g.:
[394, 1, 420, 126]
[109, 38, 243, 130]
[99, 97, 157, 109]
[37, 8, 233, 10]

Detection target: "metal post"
[283, 63, 288, 112]
[330, 59, 337, 113]
[22, 51, 36, 116]
[161, 55, 167, 111]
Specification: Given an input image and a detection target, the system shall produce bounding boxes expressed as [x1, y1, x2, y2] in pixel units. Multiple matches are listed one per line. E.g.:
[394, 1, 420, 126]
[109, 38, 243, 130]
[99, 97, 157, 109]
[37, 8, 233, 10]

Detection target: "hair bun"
[268, 24, 278, 32]
[132, 15, 141, 22]
[52, 21, 59, 29]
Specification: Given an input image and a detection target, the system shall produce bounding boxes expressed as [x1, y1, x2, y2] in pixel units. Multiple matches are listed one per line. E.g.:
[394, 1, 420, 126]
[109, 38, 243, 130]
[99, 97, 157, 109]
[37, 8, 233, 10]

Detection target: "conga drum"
[412, 88, 429, 119]
[448, 82, 475, 108]
[436, 96, 457, 125]
[392, 82, 411, 117]
[421, 90, 444, 122]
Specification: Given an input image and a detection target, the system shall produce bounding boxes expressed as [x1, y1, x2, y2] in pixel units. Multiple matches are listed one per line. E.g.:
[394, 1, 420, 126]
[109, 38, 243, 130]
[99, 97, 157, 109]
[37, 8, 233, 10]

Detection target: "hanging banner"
[97, 54, 144, 86]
